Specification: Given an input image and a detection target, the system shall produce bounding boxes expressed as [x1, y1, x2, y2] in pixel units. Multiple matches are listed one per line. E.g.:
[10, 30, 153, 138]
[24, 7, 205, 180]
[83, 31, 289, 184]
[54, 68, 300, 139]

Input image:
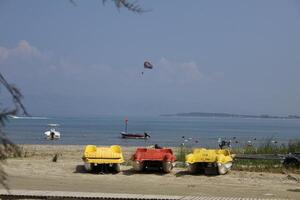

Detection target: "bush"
[287, 139, 300, 153]
[175, 145, 192, 162]
[232, 138, 300, 155]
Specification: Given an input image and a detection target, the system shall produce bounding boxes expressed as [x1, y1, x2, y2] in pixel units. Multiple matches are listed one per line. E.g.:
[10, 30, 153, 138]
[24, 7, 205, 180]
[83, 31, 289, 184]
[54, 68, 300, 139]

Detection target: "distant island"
[161, 112, 300, 119]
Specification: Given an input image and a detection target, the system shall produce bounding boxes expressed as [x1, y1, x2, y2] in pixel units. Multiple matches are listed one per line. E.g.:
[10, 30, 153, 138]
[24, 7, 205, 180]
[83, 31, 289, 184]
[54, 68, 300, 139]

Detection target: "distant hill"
[161, 112, 300, 119]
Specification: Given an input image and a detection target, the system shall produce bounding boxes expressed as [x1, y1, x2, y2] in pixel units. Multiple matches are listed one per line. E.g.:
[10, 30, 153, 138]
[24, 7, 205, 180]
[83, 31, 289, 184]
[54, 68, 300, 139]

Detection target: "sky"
[0, 0, 300, 117]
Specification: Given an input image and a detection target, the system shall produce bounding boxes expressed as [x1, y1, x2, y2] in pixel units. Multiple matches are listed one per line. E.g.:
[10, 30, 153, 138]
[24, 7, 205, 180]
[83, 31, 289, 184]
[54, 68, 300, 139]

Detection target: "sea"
[3, 116, 300, 148]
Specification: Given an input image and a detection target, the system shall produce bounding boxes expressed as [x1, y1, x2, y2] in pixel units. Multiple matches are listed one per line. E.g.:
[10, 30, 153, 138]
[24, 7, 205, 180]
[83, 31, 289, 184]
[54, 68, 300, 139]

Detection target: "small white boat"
[44, 124, 61, 140]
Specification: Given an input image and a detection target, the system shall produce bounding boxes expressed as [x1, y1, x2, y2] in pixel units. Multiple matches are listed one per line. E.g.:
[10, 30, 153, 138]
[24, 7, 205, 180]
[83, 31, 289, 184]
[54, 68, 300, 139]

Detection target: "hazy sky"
[1, 0, 300, 116]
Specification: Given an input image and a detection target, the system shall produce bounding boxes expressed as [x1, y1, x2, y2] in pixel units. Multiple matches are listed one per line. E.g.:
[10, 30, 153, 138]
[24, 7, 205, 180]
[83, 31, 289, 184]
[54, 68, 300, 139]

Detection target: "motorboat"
[120, 131, 150, 139]
[44, 124, 60, 140]
[120, 118, 150, 139]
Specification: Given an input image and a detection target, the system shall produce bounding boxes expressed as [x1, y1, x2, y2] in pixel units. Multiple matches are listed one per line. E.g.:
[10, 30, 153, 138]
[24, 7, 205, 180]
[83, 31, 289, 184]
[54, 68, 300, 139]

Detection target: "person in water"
[50, 131, 55, 140]
[219, 139, 231, 149]
[144, 132, 150, 138]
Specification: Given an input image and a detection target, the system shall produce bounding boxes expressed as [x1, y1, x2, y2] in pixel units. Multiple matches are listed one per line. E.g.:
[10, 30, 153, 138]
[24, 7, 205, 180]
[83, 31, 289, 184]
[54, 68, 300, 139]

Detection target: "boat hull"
[44, 131, 60, 140]
[120, 132, 149, 139]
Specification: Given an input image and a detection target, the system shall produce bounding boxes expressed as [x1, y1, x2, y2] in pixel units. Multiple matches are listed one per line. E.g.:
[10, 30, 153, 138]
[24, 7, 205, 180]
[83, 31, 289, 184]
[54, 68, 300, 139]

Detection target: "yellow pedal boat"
[186, 148, 234, 175]
[82, 145, 124, 173]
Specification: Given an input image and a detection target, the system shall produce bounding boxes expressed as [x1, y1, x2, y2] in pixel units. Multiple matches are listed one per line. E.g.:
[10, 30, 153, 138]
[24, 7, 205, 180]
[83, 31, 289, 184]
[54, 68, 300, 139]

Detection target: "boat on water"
[120, 118, 150, 139]
[120, 131, 150, 139]
[8, 115, 48, 119]
[44, 124, 61, 140]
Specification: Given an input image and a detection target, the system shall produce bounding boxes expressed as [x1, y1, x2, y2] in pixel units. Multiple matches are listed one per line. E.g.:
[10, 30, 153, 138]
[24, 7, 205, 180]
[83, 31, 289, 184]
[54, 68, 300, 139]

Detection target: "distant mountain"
[161, 112, 300, 119]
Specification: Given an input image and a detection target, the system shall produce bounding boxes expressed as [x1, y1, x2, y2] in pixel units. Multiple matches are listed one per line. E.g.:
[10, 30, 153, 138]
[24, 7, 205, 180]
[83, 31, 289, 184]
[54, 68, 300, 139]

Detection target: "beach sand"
[1, 145, 299, 199]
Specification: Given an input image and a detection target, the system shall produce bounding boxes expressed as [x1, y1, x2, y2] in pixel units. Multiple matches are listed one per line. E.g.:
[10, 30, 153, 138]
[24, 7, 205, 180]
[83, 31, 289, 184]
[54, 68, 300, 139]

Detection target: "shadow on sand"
[74, 165, 219, 177]
[121, 167, 168, 176]
[73, 165, 119, 174]
[174, 170, 219, 177]
[74, 165, 86, 173]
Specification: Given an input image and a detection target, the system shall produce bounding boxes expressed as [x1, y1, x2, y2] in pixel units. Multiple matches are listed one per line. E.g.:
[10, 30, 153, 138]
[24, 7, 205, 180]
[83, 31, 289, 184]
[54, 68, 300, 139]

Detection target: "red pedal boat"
[131, 147, 176, 173]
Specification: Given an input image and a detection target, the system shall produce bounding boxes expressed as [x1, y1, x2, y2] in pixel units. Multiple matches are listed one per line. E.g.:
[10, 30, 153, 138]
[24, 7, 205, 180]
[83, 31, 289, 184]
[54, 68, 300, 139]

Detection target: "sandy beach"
[1, 145, 299, 199]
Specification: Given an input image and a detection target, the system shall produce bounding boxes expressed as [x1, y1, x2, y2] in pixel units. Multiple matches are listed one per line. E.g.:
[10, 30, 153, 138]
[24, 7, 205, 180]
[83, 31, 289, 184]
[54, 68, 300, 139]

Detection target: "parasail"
[142, 61, 153, 75]
[144, 61, 153, 69]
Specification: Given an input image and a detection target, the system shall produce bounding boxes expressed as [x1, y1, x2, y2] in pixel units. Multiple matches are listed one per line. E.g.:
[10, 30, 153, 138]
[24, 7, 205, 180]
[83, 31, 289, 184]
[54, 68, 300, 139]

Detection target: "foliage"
[175, 144, 192, 163]
[232, 139, 300, 154]
[103, 0, 146, 13]
[287, 139, 300, 153]
[0, 72, 28, 189]
[70, 0, 146, 13]
[232, 159, 283, 173]
[232, 139, 300, 173]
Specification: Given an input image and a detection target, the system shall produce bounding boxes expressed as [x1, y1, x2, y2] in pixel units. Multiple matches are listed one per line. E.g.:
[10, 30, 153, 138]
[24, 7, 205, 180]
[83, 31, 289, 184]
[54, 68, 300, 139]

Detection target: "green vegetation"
[232, 139, 300, 154]
[232, 159, 283, 173]
[175, 145, 192, 163]
[232, 139, 300, 173]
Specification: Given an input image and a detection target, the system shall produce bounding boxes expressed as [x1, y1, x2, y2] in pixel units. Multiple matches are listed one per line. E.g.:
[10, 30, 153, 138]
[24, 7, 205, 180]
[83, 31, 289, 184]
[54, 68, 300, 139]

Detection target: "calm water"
[3, 116, 300, 147]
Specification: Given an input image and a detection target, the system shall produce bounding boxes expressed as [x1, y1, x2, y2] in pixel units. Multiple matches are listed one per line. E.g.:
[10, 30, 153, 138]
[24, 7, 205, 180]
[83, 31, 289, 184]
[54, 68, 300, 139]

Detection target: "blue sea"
[3, 116, 300, 148]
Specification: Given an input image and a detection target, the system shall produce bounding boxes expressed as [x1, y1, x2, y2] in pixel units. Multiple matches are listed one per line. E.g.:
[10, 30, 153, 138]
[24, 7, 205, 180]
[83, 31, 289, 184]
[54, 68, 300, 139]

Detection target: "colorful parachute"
[144, 61, 153, 69]
[142, 61, 153, 75]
